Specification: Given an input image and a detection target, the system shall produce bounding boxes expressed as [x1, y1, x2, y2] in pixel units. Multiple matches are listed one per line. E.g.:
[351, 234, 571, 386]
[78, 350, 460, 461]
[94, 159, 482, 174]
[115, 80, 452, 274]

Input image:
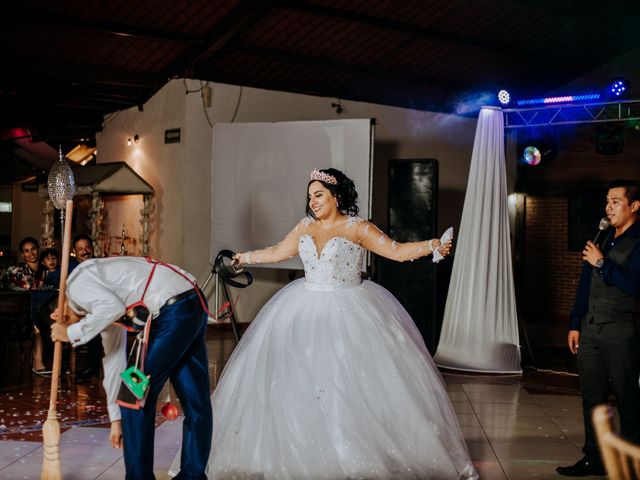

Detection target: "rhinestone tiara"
[310, 169, 337, 185]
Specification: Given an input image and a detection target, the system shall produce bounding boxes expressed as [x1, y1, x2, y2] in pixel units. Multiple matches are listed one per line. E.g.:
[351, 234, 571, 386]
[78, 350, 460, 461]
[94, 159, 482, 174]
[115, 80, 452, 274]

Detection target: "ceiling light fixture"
[497, 89, 511, 106]
[608, 78, 629, 99]
[66, 144, 97, 165]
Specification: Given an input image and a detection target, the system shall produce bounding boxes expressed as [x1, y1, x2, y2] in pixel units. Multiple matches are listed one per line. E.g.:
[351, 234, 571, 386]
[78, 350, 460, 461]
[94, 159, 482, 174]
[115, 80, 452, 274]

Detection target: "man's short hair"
[19, 236, 39, 252]
[72, 233, 93, 248]
[608, 180, 640, 204]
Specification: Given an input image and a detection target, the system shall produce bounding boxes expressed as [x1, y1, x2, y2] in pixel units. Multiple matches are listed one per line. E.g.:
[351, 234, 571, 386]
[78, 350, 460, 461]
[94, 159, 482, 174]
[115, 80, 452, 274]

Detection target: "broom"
[42, 199, 73, 480]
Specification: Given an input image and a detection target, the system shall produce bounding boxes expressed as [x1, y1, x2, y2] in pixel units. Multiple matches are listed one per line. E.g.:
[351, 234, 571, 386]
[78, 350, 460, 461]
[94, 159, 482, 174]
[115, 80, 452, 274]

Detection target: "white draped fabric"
[434, 106, 521, 373]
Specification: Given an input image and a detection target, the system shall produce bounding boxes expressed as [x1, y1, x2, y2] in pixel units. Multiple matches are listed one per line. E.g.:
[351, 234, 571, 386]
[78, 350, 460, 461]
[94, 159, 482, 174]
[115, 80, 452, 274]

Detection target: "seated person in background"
[5, 237, 42, 291]
[70, 233, 103, 382]
[31, 248, 60, 375]
[72, 233, 94, 264]
[40, 248, 60, 288]
[5, 237, 49, 374]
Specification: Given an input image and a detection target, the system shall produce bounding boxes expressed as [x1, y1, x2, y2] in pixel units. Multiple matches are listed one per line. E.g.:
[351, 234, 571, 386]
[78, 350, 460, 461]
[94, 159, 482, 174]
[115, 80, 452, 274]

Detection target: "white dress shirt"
[65, 257, 197, 421]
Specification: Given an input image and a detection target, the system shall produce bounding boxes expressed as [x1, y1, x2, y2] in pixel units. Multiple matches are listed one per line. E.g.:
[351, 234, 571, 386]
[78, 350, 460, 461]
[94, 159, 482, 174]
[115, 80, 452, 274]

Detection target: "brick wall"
[523, 195, 582, 323]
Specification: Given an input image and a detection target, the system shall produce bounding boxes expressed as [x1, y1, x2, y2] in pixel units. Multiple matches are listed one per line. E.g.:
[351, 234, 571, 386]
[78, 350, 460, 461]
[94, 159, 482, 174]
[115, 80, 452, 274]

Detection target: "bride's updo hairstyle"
[306, 168, 359, 219]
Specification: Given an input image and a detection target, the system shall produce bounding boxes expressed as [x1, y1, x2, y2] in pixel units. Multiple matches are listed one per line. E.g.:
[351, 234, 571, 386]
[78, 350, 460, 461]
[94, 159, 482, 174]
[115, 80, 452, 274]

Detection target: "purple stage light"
[516, 93, 601, 106]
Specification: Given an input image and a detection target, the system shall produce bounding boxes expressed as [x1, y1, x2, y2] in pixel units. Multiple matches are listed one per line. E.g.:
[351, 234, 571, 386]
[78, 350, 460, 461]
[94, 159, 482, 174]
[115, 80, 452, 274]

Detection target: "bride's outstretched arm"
[233, 222, 302, 266]
[356, 220, 451, 262]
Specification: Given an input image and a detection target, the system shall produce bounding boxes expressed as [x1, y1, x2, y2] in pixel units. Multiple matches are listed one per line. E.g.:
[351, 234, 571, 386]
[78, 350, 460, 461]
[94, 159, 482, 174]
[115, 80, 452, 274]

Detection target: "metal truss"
[503, 99, 640, 129]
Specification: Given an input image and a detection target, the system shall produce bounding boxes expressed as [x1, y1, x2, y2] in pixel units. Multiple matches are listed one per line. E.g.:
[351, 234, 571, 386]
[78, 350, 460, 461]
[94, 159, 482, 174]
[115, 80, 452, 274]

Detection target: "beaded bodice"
[299, 235, 365, 290]
[242, 215, 435, 277]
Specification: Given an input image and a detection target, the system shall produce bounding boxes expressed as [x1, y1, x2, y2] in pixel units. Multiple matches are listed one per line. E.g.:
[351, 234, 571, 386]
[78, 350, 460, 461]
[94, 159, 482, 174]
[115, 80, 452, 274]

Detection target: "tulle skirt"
[170, 279, 477, 479]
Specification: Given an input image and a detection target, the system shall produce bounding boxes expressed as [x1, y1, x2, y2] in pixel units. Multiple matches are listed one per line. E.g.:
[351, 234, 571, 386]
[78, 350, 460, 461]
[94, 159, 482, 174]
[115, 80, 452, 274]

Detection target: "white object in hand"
[432, 227, 454, 263]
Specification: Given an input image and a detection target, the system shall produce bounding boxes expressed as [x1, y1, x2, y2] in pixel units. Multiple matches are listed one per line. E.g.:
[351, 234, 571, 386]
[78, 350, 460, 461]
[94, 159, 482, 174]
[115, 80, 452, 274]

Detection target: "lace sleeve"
[239, 220, 304, 265]
[356, 221, 437, 262]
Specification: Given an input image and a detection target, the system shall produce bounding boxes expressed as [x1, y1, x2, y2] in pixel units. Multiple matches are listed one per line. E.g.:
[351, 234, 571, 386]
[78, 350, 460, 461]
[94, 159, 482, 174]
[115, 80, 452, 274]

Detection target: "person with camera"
[50, 256, 212, 480]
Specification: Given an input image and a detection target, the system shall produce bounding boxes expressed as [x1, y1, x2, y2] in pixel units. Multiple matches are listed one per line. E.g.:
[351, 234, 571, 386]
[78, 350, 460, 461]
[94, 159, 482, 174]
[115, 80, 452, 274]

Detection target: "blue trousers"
[121, 292, 212, 480]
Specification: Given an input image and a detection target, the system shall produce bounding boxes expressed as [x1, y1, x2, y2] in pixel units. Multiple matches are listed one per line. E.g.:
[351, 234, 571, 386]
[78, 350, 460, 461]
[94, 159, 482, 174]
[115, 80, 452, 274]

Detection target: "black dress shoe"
[556, 457, 606, 476]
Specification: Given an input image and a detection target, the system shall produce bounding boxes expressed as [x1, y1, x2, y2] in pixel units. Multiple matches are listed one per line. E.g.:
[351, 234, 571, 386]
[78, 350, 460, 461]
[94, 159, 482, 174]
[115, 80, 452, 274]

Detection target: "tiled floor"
[444, 377, 601, 480]
[0, 329, 603, 479]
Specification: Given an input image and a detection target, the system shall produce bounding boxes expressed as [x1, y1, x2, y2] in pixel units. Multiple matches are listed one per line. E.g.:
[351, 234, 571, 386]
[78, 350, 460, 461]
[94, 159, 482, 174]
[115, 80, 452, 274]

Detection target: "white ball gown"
[170, 217, 477, 479]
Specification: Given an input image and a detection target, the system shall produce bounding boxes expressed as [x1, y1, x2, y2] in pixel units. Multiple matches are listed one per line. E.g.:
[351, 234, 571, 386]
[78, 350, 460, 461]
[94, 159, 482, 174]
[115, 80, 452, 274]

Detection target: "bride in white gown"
[170, 168, 477, 479]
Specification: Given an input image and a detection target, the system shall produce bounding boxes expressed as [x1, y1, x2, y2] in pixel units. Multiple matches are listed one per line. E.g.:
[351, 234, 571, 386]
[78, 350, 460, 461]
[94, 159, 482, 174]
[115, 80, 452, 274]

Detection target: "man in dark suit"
[557, 180, 640, 476]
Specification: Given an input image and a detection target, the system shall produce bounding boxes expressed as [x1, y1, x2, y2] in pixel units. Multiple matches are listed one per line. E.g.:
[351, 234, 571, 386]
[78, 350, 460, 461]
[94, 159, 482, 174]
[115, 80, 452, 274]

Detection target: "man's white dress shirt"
[65, 257, 196, 421]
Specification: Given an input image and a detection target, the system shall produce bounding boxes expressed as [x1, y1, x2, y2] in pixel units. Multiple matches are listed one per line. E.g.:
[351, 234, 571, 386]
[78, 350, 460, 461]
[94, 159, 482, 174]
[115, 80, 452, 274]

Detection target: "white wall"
[96, 80, 188, 265]
[96, 79, 477, 321]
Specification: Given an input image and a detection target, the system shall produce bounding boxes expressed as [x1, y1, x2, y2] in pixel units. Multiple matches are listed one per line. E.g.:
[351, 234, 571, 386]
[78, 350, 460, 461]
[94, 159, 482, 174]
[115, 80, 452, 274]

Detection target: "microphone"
[593, 217, 610, 245]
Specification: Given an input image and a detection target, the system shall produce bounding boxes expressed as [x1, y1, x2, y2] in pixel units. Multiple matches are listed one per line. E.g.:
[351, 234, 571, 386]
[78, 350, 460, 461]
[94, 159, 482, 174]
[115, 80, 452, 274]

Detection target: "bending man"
[51, 256, 212, 480]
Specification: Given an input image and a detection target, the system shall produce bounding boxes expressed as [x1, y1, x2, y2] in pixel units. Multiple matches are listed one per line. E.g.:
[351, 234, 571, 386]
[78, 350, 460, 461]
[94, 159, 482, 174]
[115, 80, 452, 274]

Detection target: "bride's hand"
[438, 240, 453, 257]
[232, 253, 243, 267]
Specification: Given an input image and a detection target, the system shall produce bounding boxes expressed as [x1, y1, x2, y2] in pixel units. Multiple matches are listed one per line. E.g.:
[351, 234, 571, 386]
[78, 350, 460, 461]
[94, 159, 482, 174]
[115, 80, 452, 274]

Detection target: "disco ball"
[523, 146, 541, 166]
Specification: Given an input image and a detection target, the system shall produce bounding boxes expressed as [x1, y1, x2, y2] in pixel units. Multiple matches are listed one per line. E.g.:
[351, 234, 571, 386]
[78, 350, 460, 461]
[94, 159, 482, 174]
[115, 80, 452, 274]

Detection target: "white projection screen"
[211, 119, 374, 269]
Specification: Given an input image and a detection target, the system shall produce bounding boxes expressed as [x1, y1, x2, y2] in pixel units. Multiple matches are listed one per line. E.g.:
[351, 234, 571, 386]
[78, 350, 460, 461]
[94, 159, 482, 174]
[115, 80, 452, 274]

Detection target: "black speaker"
[596, 125, 624, 155]
[376, 159, 440, 353]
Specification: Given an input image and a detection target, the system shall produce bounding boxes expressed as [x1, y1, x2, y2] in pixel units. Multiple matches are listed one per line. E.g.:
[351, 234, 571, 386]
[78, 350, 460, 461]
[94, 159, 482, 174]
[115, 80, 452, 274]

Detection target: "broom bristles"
[41, 412, 61, 480]
[42, 200, 74, 480]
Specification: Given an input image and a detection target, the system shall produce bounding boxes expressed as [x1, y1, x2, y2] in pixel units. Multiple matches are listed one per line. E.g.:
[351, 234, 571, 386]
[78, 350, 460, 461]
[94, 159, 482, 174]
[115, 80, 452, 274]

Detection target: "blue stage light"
[497, 90, 511, 105]
[609, 78, 629, 98]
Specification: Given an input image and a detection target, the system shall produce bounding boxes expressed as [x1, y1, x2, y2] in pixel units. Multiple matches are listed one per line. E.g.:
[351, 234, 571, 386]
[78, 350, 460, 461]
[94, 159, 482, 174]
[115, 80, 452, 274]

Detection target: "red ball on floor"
[161, 402, 179, 420]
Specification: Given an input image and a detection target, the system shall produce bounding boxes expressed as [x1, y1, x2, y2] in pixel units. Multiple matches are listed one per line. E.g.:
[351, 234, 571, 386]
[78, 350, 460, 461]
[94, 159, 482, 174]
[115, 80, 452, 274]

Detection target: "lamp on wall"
[127, 134, 140, 146]
[66, 144, 97, 165]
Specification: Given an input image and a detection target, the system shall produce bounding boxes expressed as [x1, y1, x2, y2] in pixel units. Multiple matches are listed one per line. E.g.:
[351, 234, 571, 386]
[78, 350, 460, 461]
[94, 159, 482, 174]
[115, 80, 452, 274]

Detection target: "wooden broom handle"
[48, 200, 74, 412]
